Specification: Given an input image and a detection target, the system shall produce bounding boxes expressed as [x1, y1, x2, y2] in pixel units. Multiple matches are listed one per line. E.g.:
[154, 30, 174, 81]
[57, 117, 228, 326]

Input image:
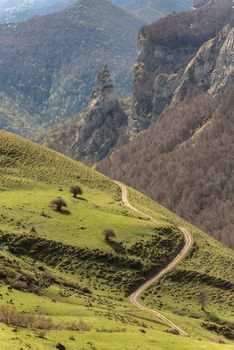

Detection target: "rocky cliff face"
[129, 30, 191, 135]
[153, 25, 234, 111]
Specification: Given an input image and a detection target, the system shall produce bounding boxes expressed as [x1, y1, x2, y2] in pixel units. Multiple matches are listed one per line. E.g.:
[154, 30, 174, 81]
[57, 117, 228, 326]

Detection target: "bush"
[167, 328, 180, 335]
[103, 229, 116, 241]
[65, 320, 91, 331]
[50, 198, 67, 212]
[0, 306, 54, 329]
[69, 185, 83, 198]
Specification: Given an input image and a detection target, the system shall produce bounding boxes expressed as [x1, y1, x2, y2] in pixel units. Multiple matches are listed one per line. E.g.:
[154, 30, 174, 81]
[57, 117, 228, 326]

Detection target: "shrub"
[103, 229, 116, 241]
[167, 328, 180, 335]
[96, 327, 126, 333]
[0, 268, 7, 279]
[50, 198, 67, 212]
[12, 280, 29, 291]
[69, 185, 83, 198]
[0, 306, 54, 329]
[65, 320, 91, 331]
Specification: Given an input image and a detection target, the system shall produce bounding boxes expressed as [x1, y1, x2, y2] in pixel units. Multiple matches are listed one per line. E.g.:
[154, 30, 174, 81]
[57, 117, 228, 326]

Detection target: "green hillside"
[0, 131, 233, 349]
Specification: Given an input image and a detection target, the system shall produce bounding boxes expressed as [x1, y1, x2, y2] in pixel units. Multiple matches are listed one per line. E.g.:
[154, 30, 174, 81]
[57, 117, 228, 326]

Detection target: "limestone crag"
[72, 67, 127, 164]
[150, 25, 234, 119]
[129, 31, 188, 134]
[170, 26, 234, 106]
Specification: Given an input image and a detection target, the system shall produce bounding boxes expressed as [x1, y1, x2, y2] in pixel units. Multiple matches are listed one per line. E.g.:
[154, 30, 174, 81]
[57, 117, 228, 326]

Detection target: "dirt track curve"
[114, 181, 193, 336]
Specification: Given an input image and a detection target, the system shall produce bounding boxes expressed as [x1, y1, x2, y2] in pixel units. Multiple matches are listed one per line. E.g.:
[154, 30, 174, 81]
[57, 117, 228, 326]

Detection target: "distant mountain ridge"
[0, 0, 193, 25]
[0, 0, 76, 23]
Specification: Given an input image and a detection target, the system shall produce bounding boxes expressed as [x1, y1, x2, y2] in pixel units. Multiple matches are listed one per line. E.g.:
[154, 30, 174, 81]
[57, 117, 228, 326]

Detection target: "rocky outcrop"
[152, 72, 181, 115]
[129, 30, 190, 135]
[71, 67, 128, 164]
[153, 25, 234, 110]
[172, 25, 233, 102]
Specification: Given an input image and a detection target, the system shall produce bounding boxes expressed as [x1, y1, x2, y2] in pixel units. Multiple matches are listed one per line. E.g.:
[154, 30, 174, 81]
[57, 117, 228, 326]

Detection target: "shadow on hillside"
[76, 197, 87, 202]
[107, 240, 126, 254]
[58, 209, 71, 216]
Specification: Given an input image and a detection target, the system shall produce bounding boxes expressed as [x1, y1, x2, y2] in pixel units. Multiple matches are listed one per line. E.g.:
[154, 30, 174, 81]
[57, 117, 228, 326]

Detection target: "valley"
[0, 1, 233, 349]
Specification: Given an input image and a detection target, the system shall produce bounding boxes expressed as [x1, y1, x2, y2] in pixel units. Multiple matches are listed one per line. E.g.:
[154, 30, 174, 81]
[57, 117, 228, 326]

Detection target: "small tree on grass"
[70, 185, 83, 198]
[50, 198, 67, 212]
[103, 229, 116, 242]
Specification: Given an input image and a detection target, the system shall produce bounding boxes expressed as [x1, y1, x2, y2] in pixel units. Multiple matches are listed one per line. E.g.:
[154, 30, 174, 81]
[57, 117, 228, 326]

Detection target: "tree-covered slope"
[0, 130, 233, 349]
[0, 0, 143, 135]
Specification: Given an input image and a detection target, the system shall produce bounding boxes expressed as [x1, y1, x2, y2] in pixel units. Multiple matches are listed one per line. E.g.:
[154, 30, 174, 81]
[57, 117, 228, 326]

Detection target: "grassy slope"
[0, 131, 233, 349]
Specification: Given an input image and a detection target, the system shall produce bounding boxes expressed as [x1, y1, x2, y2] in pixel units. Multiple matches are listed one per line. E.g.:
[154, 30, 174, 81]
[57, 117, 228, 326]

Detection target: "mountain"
[126, 0, 192, 23]
[0, 0, 143, 135]
[130, 0, 233, 134]
[0, 130, 233, 349]
[37, 1, 234, 249]
[98, 6, 234, 249]
[0, 0, 76, 23]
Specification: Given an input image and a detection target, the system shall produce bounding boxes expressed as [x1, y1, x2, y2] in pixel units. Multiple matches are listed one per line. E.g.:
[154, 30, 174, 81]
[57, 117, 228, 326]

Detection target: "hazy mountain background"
[0, 0, 192, 24]
[0, 0, 76, 23]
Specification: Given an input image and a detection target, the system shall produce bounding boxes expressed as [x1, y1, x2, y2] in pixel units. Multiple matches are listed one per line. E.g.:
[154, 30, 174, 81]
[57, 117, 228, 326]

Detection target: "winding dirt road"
[114, 181, 193, 336]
